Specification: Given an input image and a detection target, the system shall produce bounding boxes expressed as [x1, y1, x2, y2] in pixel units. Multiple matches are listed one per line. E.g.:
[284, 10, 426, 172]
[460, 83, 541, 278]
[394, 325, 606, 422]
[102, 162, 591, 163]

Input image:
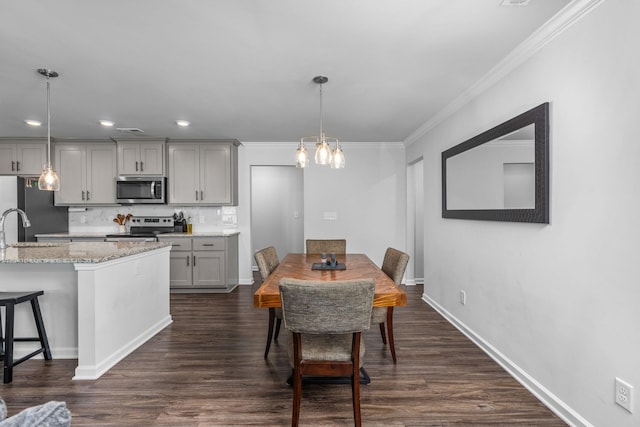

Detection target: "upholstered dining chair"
[371, 247, 409, 363]
[254, 246, 281, 358]
[279, 278, 375, 427]
[305, 239, 346, 255]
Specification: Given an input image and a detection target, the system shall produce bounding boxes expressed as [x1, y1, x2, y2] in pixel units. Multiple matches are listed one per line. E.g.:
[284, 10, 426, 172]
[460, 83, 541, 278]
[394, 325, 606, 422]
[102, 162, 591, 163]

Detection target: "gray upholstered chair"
[371, 247, 409, 363]
[279, 278, 375, 427]
[254, 246, 281, 358]
[305, 239, 346, 255]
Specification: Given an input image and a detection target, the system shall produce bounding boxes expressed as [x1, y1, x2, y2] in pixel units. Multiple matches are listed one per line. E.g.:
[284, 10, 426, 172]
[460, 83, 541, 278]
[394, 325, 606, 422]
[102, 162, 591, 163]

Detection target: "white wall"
[407, 1, 639, 426]
[238, 142, 406, 284]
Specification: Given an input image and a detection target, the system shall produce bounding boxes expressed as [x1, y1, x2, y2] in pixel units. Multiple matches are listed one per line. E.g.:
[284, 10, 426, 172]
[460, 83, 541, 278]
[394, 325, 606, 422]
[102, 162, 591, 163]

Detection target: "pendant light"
[37, 68, 60, 191]
[297, 76, 344, 169]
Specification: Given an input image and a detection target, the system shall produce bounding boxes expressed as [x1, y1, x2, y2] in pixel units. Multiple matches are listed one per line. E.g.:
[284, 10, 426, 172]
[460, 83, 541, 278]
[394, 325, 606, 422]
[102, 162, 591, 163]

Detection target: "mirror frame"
[441, 102, 549, 223]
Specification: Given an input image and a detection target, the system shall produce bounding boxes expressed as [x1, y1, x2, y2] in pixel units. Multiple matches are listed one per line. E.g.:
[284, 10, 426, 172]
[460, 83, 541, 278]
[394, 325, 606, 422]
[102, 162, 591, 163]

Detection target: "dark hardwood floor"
[1, 275, 566, 426]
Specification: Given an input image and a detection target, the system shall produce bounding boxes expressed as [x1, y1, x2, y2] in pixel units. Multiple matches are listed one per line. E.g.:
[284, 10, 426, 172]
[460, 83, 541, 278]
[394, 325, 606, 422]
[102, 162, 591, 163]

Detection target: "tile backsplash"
[68, 205, 237, 233]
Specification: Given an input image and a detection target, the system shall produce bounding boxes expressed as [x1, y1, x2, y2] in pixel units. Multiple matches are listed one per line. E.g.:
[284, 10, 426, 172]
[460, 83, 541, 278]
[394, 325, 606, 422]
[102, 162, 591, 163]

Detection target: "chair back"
[279, 278, 374, 334]
[305, 239, 346, 255]
[381, 247, 410, 285]
[254, 246, 279, 281]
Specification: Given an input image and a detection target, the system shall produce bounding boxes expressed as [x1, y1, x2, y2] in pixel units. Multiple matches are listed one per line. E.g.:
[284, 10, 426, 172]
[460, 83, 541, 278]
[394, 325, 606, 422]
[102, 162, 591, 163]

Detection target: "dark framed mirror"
[442, 102, 549, 223]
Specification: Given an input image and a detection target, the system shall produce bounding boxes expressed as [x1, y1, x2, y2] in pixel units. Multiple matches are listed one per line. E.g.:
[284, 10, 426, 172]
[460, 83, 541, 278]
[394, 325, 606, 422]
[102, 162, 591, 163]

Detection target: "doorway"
[407, 159, 424, 284]
[250, 166, 304, 270]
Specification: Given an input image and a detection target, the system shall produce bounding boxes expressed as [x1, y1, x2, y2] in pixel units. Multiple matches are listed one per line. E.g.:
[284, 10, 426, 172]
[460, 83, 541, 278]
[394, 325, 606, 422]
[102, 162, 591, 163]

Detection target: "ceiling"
[0, 0, 572, 143]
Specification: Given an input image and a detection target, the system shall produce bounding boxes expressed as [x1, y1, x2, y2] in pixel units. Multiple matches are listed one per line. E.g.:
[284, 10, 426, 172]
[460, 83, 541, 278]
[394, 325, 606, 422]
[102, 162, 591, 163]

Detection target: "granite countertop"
[35, 231, 240, 238]
[0, 241, 170, 264]
[157, 231, 240, 237]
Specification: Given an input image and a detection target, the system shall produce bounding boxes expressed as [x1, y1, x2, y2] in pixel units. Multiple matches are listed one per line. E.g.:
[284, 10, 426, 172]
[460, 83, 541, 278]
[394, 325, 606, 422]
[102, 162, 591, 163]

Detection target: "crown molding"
[404, 0, 606, 146]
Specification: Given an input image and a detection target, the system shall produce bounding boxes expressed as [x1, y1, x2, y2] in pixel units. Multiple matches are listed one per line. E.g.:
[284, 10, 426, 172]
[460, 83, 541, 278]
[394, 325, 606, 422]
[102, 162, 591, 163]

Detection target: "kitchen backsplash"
[68, 205, 238, 233]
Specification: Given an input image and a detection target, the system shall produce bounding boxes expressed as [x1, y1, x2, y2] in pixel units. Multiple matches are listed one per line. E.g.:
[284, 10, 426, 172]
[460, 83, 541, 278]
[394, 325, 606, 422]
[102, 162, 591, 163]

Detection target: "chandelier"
[296, 76, 345, 169]
[37, 68, 60, 191]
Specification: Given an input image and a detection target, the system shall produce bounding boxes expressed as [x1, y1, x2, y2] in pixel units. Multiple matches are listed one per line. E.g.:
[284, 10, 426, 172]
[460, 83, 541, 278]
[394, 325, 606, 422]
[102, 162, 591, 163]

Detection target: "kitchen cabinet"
[115, 139, 165, 176]
[0, 138, 47, 176]
[157, 234, 239, 293]
[54, 141, 117, 205]
[167, 140, 239, 206]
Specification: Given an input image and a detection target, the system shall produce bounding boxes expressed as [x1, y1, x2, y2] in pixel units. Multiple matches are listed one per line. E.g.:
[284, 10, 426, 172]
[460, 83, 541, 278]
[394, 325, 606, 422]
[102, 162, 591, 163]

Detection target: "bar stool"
[0, 291, 52, 383]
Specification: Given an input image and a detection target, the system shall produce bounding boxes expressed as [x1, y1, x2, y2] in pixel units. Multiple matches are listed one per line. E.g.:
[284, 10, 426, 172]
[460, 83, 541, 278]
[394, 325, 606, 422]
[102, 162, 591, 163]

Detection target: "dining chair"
[305, 239, 346, 255]
[371, 247, 409, 363]
[279, 278, 375, 427]
[254, 246, 281, 359]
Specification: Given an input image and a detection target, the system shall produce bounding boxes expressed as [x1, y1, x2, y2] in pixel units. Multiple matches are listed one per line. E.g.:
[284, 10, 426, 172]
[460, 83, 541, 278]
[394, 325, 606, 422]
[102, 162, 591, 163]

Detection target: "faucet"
[0, 208, 31, 249]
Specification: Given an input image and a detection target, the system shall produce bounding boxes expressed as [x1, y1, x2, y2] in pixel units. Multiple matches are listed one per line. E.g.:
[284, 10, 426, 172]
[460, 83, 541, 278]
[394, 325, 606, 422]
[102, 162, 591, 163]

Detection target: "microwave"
[116, 176, 166, 204]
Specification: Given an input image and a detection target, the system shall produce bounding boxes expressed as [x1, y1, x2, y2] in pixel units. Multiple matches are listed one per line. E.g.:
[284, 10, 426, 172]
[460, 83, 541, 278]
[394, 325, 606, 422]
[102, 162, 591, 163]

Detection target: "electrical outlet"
[615, 377, 634, 413]
[459, 290, 466, 305]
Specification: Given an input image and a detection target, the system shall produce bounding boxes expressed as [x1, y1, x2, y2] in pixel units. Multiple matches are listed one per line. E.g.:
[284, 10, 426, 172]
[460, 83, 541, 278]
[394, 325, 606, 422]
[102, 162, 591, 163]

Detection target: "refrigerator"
[16, 177, 68, 241]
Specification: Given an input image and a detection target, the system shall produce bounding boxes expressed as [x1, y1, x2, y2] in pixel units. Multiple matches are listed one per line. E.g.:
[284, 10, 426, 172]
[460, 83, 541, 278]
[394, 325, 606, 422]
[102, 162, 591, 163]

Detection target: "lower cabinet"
[158, 234, 238, 293]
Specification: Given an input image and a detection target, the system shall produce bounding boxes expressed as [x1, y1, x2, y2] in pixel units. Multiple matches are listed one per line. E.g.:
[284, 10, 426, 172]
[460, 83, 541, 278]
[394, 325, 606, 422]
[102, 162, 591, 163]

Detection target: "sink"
[8, 242, 65, 248]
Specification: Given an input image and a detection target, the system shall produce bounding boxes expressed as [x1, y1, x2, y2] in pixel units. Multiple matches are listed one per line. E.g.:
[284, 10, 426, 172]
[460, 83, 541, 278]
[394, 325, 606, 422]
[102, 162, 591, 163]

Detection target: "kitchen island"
[0, 241, 171, 380]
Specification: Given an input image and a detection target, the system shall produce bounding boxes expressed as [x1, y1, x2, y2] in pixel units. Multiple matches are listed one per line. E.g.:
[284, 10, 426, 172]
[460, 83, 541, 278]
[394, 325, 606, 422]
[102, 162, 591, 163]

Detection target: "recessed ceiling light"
[25, 119, 42, 126]
[99, 120, 115, 127]
[176, 120, 190, 127]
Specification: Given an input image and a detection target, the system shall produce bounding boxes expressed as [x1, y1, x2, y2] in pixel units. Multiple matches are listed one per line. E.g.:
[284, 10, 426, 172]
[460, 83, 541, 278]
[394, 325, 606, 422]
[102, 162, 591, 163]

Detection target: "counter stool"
[0, 291, 52, 383]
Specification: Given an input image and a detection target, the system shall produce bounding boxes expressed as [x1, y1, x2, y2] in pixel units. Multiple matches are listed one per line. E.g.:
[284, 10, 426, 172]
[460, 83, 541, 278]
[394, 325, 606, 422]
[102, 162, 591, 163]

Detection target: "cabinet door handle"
[202, 244, 214, 247]
[140, 161, 144, 171]
[186, 255, 190, 266]
[11, 161, 15, 171]
[86, 191, 90, 200]
[135, 161, 139, 171]
[15, 161, 20, 171]
[195, 191, 199, 201]
[193, 255, 196, 266]
[200, 190, 203, 200]
[81, 191, 85, 201]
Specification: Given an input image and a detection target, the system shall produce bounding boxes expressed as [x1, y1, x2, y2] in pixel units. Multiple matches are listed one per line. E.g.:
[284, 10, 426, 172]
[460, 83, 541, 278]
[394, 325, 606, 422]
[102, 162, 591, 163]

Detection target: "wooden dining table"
[253, 253, 407, 309]
[254, 253, 407, 383]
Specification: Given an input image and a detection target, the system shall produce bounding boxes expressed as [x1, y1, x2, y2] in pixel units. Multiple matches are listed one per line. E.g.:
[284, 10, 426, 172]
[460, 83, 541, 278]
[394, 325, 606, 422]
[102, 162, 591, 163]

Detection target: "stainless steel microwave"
[116, 176, 166, 204]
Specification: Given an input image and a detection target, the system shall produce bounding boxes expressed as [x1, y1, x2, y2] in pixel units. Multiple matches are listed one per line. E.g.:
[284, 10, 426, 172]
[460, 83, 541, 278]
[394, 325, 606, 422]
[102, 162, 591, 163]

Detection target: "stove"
[105, 216, 174, 242]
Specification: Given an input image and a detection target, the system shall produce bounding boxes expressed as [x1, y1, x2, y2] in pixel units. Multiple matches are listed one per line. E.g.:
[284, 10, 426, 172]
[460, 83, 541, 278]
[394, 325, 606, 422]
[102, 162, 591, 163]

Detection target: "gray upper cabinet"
[167, 139, 239, 205]
[0, 138, 47, 176]
[115, 139, 166, 176]
[54, 141, 117, 205]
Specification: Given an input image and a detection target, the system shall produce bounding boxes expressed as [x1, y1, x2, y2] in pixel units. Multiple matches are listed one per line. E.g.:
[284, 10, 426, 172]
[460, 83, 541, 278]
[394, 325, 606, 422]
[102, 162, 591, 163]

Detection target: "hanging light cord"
[46, 75, 52, 165]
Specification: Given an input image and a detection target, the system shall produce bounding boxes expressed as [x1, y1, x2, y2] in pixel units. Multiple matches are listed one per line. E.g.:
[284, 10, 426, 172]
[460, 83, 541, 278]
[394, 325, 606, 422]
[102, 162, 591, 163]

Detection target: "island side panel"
[0, 263, 78, 359]
[73, 247, 172, 380]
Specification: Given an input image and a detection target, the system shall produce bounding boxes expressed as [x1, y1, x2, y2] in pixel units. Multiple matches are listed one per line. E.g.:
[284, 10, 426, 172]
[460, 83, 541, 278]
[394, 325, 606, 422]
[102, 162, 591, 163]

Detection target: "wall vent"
[501, 0, 530, 6]
[116, 127, 145, 133]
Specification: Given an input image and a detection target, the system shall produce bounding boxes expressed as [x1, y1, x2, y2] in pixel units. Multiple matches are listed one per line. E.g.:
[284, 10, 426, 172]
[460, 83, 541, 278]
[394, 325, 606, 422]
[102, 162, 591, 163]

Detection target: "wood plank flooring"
[1, 276, 566, 426]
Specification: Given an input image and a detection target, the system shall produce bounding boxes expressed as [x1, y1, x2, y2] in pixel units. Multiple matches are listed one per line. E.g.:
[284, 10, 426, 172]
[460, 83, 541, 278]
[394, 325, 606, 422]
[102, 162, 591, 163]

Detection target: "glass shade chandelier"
[296, 76, 344, 169]
[37, 68, 60, 191]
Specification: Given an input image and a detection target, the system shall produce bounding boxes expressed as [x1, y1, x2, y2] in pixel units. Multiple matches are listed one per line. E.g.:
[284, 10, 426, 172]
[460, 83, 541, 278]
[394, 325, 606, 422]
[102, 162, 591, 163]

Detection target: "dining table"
[253, 253, 407, 308]
[253, 253, 407, 383]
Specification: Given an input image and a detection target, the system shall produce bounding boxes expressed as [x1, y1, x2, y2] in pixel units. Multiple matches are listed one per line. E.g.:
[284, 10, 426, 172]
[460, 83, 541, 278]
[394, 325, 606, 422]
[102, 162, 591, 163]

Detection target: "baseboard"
[421, 293, 592, 427]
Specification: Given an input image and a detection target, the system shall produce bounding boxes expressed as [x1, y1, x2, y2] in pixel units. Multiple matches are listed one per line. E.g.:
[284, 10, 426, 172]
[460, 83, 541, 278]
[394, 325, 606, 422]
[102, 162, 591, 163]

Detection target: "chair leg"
[378, 322, 387, 345]
[274, 318, 282, 342]
[30, 297, 52, 360]
[352, 333, 362, 427]
[387, 307, 397, 364]
[3, 303, 15, 384]
[264, 308, 276, 359]
[292, 367, 302, 427]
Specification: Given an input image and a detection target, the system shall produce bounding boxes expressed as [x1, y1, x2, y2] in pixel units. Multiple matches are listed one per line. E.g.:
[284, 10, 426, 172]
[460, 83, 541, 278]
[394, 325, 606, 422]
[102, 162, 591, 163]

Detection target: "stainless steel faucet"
[0, 208, 31, 249]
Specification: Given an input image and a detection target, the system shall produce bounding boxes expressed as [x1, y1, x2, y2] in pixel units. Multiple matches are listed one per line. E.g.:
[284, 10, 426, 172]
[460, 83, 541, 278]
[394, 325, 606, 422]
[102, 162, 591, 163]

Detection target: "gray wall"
[407, 1, 639, 425]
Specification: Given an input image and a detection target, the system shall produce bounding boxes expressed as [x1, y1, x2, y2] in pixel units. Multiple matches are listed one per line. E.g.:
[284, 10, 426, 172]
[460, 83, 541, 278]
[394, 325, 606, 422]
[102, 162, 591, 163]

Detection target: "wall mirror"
[442, 102, 549, 223]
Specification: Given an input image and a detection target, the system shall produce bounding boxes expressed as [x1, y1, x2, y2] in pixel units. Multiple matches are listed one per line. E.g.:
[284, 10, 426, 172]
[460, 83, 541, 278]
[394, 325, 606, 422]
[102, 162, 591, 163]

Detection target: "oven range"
[105, 216, 174, 242]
